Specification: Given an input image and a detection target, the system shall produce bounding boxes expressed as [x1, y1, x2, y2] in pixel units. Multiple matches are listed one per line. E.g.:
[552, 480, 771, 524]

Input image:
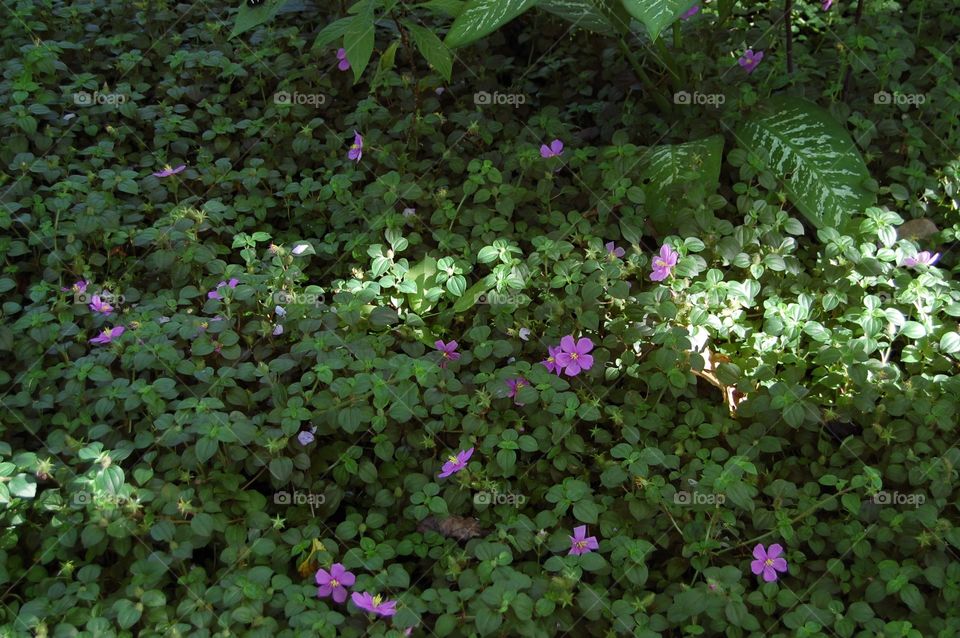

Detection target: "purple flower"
[435, 340, 460, 368]
[605, 241, 625, 259]
[822, 0, 833, 9]
[90, 325, 125, 345]
[62, 280, 88, 294]
[336, 48, 351, 71]
[351, 592, 397, 617]
[902, 251, 940, 268]
[518, 327, 531, 341]
[568, 525, 599, 556]
[541, 345, 562, 375]
[751, 543, 788, 582]
[88, 295, 113, 315]
[555, 335, 594, 377]
[680, 4, 700, 19]
[348, 131, 363, 163]
[316, 563, 355, 604]
[540, 139, 564, 158]
[207, 278, 239, 300]
[153, 164, 186, 178]
[272, 323, 284, 336]
[650, 244, 679, 282]
[438, 447, 473, 478]
[298, 426, 317, 445]
[738, 49, 764, 74]
[506, 377, 529, 405]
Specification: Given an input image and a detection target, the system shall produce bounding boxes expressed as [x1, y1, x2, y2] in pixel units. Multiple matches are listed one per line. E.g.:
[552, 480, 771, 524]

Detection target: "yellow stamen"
[447, 456, 459, 465]
[330, 578, 340, 588]
[372, 594, 382, 606]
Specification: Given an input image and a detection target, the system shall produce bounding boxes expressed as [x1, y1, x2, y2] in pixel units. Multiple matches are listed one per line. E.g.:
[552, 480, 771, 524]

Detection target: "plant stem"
[617, 38, 672, 115]
[842, 0, 866, 101]
[785, 0, 794, 74]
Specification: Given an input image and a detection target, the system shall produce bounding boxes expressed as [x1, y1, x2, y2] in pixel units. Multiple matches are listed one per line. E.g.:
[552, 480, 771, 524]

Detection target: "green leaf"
[939, 331, 960, 354]
[621, 0, 696, 41]
[453, 276, 494, 312]
[114, 599, 142, 629]
[538, 0, 622, 32]
[737, 96, 875, 229]
[8, 474, 36, 499]
[230, 0, 286, 39]
[95, 465, 124, 496]
[311, 17, 354, 50]
[404, 22, 453, 82]
[345, 9, 376, 83]
[444, 0, 540, 48]
[638, 135, 723, 216]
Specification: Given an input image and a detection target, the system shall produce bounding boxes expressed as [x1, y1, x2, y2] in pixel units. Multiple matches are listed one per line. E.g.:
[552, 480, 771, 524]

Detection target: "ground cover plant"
[1, 0, 960, 635]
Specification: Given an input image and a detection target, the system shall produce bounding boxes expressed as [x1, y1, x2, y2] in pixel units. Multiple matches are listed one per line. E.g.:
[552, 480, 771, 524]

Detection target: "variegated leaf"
[538, 0, 614, 32]
[737, 96, 875, 229]
[638, 134, 724, 218]
[621, 0, 697, 41]
[444, 0, 540, 48]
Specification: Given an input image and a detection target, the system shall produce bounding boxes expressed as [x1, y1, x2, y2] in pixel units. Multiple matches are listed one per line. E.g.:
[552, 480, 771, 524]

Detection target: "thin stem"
[617, 38, 672, 115]
[785, 0, 794, 74]
[842, 0, 867, 100]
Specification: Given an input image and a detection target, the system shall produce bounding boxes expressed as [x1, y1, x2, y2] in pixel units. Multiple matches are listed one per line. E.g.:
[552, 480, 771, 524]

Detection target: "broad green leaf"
[405, 22, 454, 82]
[345, 9, 377, 83]
[737, 96, 875, 229]
[445, 0, 540, 48]
[621, 0, 696, 41]
[311, 17, 354, 50]
[453, 275, 496, 312]
[371, 40, 401, 89]
[939, 331, 960, 354]
[230, 0, 287, 39]
[538, 0, 621, 32]
[638, 134, 723, 216]
[417, 0, 466, 16]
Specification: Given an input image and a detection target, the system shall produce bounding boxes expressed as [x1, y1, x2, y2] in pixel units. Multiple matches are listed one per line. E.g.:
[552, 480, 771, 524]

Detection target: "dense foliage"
[1, 0, 959, 636]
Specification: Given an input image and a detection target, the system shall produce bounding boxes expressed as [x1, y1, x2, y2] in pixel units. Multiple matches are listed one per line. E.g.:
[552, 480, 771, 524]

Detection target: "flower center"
[764, 558, 774, 567]
[372, 594, 382, 607]
[575, 540, 588, 549]
[351, 143, 360, 151]
[655, 258, 666, 268]
[448, 456, 459, 465]
[329, 578, 340, 588]
[516, 381, 526, 389]
[570, 352, 579, 360]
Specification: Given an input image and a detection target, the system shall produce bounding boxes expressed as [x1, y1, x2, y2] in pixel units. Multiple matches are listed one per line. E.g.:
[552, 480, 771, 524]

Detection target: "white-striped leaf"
[538, 0, 617, 32]
[738, 96, 875, 229]
[637, 134, 724, 215]
[444, 0, 540, 48]
[621, 0, 697, 41]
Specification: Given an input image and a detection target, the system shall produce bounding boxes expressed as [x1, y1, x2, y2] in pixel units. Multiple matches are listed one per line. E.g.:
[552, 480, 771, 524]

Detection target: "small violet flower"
[272, 324, 284, 336]
[751, 543, 788, 582]
[298, 426, 317, 445]
[348, 131, 363, 163]
[435, 340, 460, 368]
[207, 278, 239, 300]
[650, 244, 679, 281]
[316, 563, 355, 604]
[336, 48, 351, 71]
[518, 327, 531, 341]
[90, 326, 125, 345]
[555, 335, 594, 377]
[902, 251, 940, 268]
[605, 241, 625, 259]
[153, 164, 186, 178]
[62, 279, 89, 294]
[680, 4, 700, 19]
[438, 447, 473, 478]
[569, 525, 599, 556]
[506, 377, 529, 405]
[822, 0, 833, 9]
[540, 139, 564, 158]
[351, 592, 397, 617]
[738, 49, 764, 74]
[541, 345, 563, 375]
[88, 295, 113, 315]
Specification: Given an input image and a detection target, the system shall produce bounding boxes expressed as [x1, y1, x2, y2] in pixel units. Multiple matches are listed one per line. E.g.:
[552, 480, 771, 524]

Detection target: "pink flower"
[605, 241, 625, 259]
[435, 340, 460, 368]
[555, 335, 594, 377]
[821, 0, 833, 9]
[680, 4, 700, 19]
[568, 525, 599, 556]
[751, 543, 788, 582]
[505, 377, 529, 405]
[207, 278, 239, 300]
[348, 131, 363, 163]
[88, 295, 113, 315]
[316, 563, 355, 604]
[90, 326, 125, 345]
[541, 345, 562, 375]
[351, 592, 397, 617]
[62, 280, 88, 294]
[438, 447, 473, 478]
[901, 251, 940, 268]
[540, 139, 564, 158]
[298, 426, 317, 445]
[650, 244, 679, 281]
[336, 48, 351, 71]
[152, 164, 186, 178]
[738, 49, 764, 74]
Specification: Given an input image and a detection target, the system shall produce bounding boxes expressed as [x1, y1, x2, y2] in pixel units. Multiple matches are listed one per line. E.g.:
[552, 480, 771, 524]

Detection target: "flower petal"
[560, 335, 576, 352]
[752, 544, 767, 560]
[576, 338, 594, 354]
[766, 543, 783, 559]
